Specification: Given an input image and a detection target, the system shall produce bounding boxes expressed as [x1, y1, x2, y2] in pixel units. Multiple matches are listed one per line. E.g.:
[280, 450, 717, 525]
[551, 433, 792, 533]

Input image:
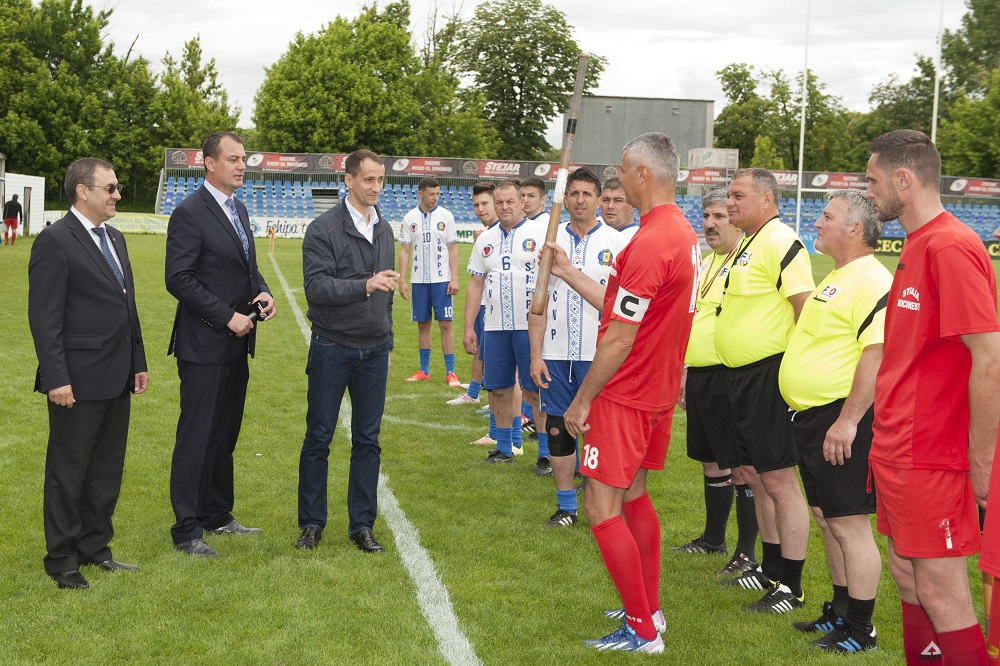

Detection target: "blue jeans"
[298, 333, 390, 534]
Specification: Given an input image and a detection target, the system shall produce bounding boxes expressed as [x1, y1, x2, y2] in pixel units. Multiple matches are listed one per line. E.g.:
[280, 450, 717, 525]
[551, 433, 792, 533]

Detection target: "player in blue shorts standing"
[399, 177, 462, 387]
[530, 167, 624, 524]
[463, 180, 549, 470]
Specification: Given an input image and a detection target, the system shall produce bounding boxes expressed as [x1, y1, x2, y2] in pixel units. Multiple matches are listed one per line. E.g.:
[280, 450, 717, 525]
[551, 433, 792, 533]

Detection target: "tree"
[413, 11, 499, 157]
[866, 57, 939, 137]
[939, 67, 1000, 178]
[453, 0, 605, 160]
[155, 37, 240, 149]
[0, 0, 162, 204]
[713, 64, 774, 166]
[713, 64, 857, 171]
[253, 2, 422, 154]
[942, 0, 1000, 96]
[749, 136, 785, 170]
[253, 1, 497, 157]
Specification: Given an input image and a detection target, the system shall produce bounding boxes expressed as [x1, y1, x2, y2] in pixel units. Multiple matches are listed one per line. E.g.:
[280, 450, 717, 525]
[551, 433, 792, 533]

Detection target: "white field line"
[267, 253, 482, 666]
[268, 254, 311, 346]
[383, 415, 481, 432]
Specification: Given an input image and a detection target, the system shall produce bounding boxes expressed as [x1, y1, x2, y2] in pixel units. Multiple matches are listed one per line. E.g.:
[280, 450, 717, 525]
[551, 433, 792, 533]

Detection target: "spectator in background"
[4, 193, 22, 245]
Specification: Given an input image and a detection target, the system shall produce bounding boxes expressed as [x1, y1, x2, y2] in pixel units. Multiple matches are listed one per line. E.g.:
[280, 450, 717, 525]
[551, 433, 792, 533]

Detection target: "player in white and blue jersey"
[449, 182, 498, 411]
[399, 177, 461, 387]
[529, 167, 624, 526]
[519, 176, 550, 431]
[464, 180, 547, 466]
[601, 177, 639, 245]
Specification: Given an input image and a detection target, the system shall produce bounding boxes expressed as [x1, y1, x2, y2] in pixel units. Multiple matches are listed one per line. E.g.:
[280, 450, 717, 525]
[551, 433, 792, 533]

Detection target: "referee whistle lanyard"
[699, 243, 740, 301]
[715, 218, 774, 316]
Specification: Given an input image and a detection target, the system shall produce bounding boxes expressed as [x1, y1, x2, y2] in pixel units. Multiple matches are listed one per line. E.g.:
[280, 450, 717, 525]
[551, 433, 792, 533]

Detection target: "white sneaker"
[469, 435, 496, 446]
[446, 394, 480, 406]
[512, 445, 524, 456]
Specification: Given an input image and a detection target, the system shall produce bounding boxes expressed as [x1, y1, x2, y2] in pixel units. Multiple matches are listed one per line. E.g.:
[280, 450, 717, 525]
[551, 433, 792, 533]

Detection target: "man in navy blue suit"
[165, 131, 275, 557]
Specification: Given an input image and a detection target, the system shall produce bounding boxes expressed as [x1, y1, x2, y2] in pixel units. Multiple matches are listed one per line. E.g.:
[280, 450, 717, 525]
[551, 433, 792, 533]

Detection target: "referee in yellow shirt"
[675, 189, 761, 581]
[779, 190, 890, 653]
[715, 168, 815, 614]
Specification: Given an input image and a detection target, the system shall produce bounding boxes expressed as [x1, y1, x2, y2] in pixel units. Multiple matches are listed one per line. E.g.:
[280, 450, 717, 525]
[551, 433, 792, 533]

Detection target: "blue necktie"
[224, 198, 250, 262]
[91, 227, 126, 290]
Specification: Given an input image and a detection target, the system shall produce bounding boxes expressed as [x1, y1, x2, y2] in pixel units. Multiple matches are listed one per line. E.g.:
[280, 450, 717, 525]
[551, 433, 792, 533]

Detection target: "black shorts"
[792, 399, 876, 518]
[685, 365, 738, 469]
[725, 354, 798, 473]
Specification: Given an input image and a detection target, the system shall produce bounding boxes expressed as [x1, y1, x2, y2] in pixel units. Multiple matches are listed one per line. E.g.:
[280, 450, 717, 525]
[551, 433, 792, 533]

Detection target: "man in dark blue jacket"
[295, 149, 399, 554]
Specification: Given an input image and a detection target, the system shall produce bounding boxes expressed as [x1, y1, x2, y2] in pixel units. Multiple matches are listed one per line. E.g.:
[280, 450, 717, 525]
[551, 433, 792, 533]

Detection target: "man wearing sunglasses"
[28, 157, 148, 589]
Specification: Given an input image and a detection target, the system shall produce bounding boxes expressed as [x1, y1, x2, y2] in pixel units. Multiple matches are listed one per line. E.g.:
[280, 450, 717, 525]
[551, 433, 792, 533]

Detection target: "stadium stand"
[159, 177, 1000, 241]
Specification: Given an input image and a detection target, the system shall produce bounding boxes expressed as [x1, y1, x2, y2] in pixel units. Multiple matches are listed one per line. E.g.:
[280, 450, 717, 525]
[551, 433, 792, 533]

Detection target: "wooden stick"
[530, 54, 589, 316]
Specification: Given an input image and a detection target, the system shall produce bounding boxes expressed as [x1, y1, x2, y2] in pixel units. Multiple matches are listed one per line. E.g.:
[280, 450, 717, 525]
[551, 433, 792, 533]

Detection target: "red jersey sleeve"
[608, 241, 669, 325]
[930, 242, 1000, 340]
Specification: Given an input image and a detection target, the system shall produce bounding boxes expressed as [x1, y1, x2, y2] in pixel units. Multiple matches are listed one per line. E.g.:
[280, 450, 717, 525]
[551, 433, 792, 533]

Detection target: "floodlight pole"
[794, 0, 811, 236]
[931, 0, 945, 143]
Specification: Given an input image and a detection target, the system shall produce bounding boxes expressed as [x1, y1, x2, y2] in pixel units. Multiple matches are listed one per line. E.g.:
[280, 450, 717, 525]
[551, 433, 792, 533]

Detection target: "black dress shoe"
[296, 526, 322, 550]
[209, 519, 262, 535]
[349, 528, 384, 554]
[174, 538, 220, 558]
[92, 559, 139, 572]
[50, 569, 90, 590]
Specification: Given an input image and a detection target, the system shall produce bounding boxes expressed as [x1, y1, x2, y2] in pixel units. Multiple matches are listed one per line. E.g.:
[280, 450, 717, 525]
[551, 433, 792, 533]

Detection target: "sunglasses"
[89, 183, 123, 194]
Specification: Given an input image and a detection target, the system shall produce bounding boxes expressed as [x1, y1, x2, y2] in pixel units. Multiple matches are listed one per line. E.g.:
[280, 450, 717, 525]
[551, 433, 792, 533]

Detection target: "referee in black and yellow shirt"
[715, 169, 815, 615]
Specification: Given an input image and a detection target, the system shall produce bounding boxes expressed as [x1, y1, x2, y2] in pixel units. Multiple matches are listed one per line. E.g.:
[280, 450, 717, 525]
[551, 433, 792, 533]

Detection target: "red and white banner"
[947, 178, 1000, 196]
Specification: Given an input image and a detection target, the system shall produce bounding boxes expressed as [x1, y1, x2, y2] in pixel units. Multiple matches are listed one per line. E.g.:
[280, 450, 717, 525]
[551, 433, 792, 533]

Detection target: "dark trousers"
[298, 334, 389, 534]
[44, 389, 130, 574]
[170, 357, 249, 544]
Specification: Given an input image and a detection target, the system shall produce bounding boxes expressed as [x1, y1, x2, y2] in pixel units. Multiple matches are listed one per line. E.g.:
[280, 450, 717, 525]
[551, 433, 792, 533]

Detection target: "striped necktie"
[91, 227, 126, 290]
[224, 198, 250, 261]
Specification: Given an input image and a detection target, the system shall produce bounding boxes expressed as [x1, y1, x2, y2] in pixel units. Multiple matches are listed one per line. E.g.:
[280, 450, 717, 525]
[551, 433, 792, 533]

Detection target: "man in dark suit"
[28, 157, 148, 590]
[165, 131, 275, 557]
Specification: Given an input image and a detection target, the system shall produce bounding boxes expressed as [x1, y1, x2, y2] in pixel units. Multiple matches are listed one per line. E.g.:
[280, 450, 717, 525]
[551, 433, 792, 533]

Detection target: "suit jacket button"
[126, 336, 131, 342]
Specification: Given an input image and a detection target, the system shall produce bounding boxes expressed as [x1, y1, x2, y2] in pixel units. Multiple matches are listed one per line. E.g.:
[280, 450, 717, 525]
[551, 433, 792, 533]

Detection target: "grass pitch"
[0, 235, 985, 665]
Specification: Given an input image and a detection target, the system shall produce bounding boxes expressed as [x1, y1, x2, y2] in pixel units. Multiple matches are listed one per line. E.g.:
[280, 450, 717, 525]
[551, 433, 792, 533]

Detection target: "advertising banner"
[944, 177, 1000, 197]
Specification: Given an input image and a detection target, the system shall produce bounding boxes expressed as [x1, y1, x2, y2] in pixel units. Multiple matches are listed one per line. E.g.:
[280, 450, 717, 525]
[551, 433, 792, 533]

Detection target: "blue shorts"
[474, 305, 486, 362]
[540, 360, 592, 417]
[483, 330, 538, 391]
[411, 282, 452, 322]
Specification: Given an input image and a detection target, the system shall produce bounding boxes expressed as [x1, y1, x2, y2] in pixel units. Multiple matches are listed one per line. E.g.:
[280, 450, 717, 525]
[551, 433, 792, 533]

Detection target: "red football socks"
[591, 515, 656, 640]
[936, 624, 987, 665]
[902, 601, 942, 664]
[622, 493, 662, 612]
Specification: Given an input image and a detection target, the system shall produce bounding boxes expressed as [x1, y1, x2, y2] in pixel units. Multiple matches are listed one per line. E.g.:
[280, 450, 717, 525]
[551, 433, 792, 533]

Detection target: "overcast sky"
[104, 0, 966, 147]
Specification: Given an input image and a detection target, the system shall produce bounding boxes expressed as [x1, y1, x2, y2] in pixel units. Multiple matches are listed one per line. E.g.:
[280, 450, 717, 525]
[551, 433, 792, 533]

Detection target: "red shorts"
[579, 394, 673, 489]
[872, 460, 980, 558]
[3, 217, 16, 229]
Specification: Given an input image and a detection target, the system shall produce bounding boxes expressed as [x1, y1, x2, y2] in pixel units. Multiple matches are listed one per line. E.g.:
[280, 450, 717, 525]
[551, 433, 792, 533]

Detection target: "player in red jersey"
[866, 129, 1000, 666]
[563, 133, 699, 653]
